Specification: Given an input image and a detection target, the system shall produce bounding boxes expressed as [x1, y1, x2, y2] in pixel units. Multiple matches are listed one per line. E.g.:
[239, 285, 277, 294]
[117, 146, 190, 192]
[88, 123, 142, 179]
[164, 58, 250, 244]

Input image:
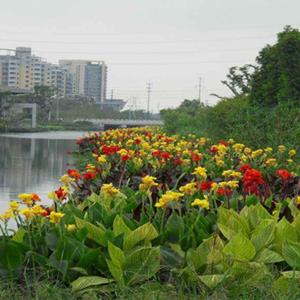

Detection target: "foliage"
[251, 26, 300, 107]
[0, 127, 299, 297]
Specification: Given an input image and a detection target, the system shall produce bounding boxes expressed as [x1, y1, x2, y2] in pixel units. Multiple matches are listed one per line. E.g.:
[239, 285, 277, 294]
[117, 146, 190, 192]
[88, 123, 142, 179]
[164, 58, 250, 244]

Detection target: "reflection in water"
[0, 134, 80, 213]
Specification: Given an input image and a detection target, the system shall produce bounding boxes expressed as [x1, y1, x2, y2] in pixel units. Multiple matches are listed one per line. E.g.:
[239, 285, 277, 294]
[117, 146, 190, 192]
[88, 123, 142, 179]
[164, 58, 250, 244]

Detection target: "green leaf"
[0, 241, 24, 270]
[164, 213, 185, 243]
[199, 274, 226, 289]
[275, 217, 298, 254]
[255, 248, 283, 263]
[71, 276, 113, 292]
[217, 207, 249, 240]
[248, 204, 272, 229]
[108, 242, 125, 266]
[123, 223, 158, 251]
[223, 232, 256, 261]
[282, 240, 300, 269]
[75, 216, 106, 246]
[113, 215, 132, 237]
[106, 259, 124, 287]
[124, 246, 160, 286]
[12, 227, 26, 243]
[250, 219, 275, 252]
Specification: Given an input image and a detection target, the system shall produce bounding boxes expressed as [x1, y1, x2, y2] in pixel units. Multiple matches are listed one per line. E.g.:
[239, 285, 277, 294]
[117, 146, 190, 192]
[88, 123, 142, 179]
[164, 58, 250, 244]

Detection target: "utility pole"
[197, 77, 202, 104]
[110, 89, 114, 100]
[146, 82, 152, 120]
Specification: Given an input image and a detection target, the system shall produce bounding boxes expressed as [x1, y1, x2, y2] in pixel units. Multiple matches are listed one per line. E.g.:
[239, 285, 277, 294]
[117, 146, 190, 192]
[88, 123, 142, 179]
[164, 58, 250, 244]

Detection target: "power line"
[0, 34, 275, 45]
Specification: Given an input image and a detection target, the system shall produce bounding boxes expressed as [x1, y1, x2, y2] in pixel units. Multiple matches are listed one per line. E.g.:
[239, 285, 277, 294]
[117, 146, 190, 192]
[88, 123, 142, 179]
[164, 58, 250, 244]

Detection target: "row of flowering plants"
[0, 127, 300, 294]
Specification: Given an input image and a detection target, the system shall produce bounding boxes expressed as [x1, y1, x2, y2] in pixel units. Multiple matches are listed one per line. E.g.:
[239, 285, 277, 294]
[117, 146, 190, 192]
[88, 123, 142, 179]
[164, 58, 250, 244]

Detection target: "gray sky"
[0, 0, 299, 111]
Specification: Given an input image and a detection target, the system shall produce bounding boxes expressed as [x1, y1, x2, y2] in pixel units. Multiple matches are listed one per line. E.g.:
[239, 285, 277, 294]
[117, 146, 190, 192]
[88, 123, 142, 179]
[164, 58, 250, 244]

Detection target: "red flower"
[102, 145, 121, 155]
[173, 157, 183, 165]
[217, 187, 233, 197]
[199, 181, 213, 192]
[152, 150, 161, 158]
[239, 163, 252, 173]
[134, 138, 141, 145]
[191, 153, 202, 162]
[276, 169, 292, 181]
[83, 171, 97, 180]
[67, 169, 81, 179]
[41, 207, 52, 217]
[219, 140, 229, 146]
[55, 187, 68, 200]
[210, 145, 218, 154]
[31, 193, 41, 202]
[242, 168, 268, 196]
[121, 154, 130, 161]
[161, 152, 171, 160]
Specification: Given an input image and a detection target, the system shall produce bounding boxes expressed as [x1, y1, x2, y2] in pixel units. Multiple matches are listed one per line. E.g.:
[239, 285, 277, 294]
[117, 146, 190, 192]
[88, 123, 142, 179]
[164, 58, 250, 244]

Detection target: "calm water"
[0, 131, 89, 214]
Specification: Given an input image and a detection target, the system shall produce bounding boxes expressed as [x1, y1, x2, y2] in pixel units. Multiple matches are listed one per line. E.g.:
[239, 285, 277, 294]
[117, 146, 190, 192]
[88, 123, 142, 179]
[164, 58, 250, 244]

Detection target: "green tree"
[251, 26, 300, 107]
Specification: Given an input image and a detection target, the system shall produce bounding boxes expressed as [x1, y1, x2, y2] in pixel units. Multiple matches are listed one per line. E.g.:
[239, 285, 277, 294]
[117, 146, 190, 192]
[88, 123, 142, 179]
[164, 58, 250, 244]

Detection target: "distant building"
[59, 60, 107, 104]
[0, 47, 67, 96]
[0, 48, 108, 102]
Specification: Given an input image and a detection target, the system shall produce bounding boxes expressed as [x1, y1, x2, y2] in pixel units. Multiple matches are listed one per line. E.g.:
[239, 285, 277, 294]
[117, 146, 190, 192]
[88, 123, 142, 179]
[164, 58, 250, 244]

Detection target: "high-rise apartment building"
[59, 60, 107, 103]
[0, 48, 107, 102]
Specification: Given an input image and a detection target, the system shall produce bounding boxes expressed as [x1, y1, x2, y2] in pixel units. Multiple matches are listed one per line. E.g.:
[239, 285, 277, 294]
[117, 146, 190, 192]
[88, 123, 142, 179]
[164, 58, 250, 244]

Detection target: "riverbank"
[0, 127, 300, 299]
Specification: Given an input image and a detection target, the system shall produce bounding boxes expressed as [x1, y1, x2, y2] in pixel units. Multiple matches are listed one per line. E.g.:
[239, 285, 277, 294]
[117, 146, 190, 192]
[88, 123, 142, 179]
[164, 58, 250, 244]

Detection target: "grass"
[1, 274, 300, 300]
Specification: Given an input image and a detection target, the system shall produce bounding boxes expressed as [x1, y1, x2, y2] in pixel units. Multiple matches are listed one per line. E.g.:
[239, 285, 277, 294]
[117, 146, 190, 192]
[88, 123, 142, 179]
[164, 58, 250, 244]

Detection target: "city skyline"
[0, 0, 299, 111]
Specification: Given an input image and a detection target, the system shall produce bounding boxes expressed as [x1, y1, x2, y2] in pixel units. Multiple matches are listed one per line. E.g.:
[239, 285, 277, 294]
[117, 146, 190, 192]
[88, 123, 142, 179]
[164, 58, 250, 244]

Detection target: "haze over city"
[1, 0, 299, 111]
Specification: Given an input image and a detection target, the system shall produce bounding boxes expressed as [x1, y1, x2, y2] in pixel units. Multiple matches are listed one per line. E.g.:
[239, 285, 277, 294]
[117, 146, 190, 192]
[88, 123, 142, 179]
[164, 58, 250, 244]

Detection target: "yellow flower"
[101, 183, 120, 197]
[49, 211, 65, 224]
[9, 201, 19, 212]
[139, 175, 158, 191]
[244, 147, 252, 155]
[18, 193, 33, 206]
[233, 143, 244, 152]
[97, 155, 107, 164]
[251, 149, 263, 158]
[67, 224, 76, 232]
[278, 145, 286, 153]
[155, 191, 184, 208]
[264, 147, 273, 153]
[296, 196, 300, 205]
[32, 205, 46, 216]
[179, 182, 197, 195]
[265, 158, 278, 167]
[191, 196, 210, 210]
[287, 159, 293, 164]
[215, 158, 225, 167]
[222, 170, 242, 179]
[0, 209, 13, 222]
[60, 174, 74, 185]
[192, 166, 207, 179]
[289, 149, 296, 157]
[21, 208, 35, 219]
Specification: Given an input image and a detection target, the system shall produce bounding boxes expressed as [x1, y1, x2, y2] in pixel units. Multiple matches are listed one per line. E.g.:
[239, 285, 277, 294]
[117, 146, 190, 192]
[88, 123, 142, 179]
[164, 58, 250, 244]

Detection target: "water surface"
[0, 131, 88, 214]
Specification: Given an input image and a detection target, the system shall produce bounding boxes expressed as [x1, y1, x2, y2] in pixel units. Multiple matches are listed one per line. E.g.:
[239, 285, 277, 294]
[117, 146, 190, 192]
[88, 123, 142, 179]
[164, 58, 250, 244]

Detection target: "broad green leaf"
[69, 267, 88, 275]
[164, 213, 185, 243]
[108, 242, 125, 266]
[292, 214, 300, 236]
[250, 219, 275, 252]
[223, 232, 256, 261]
[187, 235, 224, 271]
[113, 215, 132, 237]
[282, 240, 300, 269]
[248, 204, 272, 229]
[199, 274, 226, 289]
[255, 248, 283, 263]
[217, 207, 249, 239]
[274, 217, 298, 254]
[71, 276, 113, 292]
[12, 227, 26, 243]
[75, 216, 106, 246]
[124, 246, 160, 285]
[0, 241, 24, 270]
[106, 259, 124, 287]
[123, 223, 158, 251]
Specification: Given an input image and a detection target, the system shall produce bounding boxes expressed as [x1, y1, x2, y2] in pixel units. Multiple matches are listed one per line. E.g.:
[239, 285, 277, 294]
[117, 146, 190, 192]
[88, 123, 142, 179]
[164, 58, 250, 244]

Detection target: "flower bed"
[0, 127, 300, 295]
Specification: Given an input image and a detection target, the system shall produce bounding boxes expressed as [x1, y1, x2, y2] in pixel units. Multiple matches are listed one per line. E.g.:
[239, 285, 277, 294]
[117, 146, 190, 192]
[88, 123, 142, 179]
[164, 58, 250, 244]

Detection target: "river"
[0, 131, 89, 215]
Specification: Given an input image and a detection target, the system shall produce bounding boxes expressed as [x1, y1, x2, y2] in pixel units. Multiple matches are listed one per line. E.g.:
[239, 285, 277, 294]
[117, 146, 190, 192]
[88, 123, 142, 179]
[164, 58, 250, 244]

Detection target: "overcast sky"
[0, 0, 299, 111]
